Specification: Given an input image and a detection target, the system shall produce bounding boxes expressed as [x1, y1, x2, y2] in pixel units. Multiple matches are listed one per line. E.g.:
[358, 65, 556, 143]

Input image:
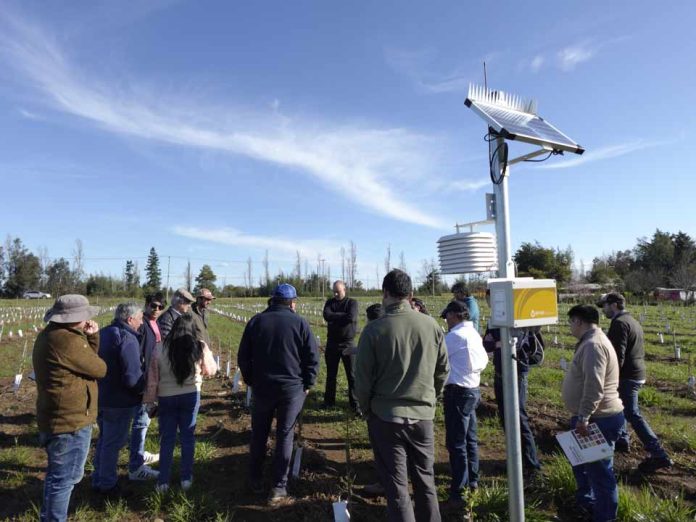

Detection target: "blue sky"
[1, 0, 694, 289]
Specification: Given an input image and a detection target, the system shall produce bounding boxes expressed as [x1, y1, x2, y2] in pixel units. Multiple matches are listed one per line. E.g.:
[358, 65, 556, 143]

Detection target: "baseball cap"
[596, 292, 625, 308]
[272, 283, 298, 299]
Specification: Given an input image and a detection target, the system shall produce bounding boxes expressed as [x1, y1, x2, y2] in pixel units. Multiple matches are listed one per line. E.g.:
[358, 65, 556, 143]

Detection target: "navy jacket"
[98, 320, 145, 408]
[237, 304, 319, 397]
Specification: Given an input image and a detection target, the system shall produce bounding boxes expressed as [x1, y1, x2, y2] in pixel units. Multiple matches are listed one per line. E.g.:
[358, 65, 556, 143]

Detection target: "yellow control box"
[487, 278, 558, 328]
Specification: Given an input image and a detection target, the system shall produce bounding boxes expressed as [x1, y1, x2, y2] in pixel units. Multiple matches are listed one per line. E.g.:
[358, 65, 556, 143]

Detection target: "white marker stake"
[332, 500, 350, 522]
[675, 345, 681, 360]
[18, 329, 23, 338]
[216, 355, 221, 370]
[659, 333, 664, 344]
[13, 374, 22, 392]
[232, 369, 241, 392]
[687, 376, 695, 391]
[226, 360, 231, 378]
[245, 386, 252, 408]
[560, 358, 568, 371]
[291, 445, 303, 478]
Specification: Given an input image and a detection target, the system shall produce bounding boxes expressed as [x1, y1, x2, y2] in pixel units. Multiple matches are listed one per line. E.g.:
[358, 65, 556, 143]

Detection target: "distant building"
[654, 288, 694, 302]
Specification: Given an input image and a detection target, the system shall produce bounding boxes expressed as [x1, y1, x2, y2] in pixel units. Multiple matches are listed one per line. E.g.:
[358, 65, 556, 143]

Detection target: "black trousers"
[323, 341, 357, 408]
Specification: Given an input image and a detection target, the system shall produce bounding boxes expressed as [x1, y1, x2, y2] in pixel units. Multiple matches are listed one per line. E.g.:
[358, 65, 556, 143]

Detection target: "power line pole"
[166, 256, 171, 302]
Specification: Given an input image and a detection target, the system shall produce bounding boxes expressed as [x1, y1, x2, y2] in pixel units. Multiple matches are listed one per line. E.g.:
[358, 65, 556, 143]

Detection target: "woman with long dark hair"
[144, 314, 217, 492]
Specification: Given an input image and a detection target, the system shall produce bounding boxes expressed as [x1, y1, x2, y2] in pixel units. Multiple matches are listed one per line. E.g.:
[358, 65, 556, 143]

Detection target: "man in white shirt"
[441, 300, 489, 505]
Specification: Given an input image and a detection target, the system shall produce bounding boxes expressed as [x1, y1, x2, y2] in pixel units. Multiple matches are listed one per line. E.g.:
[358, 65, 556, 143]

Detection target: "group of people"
[32, 273, 674, 522]
[33, 287, 218, 521]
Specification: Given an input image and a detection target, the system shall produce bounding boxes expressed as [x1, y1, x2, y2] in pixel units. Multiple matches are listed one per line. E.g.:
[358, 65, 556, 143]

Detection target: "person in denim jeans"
[440, 300, 488, 504]
[597, 292, 673, 473]
[144, 314, 217, 492]
[563, 305, 625, 522]
[33, 294, 106, 521]
[92, 303, 149, 493]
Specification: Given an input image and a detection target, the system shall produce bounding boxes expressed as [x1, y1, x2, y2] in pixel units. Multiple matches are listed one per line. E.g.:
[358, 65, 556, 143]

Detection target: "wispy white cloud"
[17, 107, 43, 120]
[557, 44, 595, 71]
[0, 12, 447, 228]
[530, 55, 545, 72]
[173, 226, 345, 263]
[448, 178, 489, 192]
[538, 140, 664, 170]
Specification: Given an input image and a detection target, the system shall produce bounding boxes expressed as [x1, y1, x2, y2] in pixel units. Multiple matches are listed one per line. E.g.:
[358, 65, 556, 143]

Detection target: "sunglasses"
[150, 303, 165, 310]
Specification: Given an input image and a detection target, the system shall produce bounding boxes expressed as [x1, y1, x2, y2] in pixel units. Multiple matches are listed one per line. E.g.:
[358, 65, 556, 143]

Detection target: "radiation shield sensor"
[487, 278, 558, 328]
[465, 84, 585, 156]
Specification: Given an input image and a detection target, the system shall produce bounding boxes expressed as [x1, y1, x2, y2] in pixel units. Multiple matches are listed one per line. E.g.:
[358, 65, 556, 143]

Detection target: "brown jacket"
[33, 322, 107, 434]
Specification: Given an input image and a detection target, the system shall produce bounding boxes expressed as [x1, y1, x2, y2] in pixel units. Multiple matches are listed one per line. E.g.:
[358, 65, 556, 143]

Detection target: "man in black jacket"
[157, 288, 194, 340]
[597, 292, 673, 473]
[322, 280, 359, 412]
[238, 283, 319, 503]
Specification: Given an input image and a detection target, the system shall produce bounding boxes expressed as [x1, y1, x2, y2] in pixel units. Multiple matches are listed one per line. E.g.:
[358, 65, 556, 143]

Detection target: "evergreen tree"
[2, 237, 41, 297]
[194, 264, 217, 293]
[143, 247, 162, 293]
[124, 260, 138, 296]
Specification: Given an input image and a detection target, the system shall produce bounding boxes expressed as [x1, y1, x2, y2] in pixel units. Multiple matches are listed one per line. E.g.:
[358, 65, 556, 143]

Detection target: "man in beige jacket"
[563, 304, 624, 522]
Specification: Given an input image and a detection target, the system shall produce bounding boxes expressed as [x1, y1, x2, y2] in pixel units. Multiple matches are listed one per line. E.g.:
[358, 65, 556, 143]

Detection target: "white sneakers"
[181, 479, 193, 491]
[129, 465, 160, 481]
[143, 451, 160, 465]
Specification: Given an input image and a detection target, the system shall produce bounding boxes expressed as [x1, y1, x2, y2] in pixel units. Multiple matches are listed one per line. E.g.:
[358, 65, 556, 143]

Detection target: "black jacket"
[323, 297, 358, 345]
[607, 312, 646, 381]
[483, 327, 543, 375]
[237, 304, 319, 397]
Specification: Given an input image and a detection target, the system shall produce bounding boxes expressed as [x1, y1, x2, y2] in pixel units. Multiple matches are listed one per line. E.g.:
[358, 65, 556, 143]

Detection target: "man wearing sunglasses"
[127, 292, 167, 481]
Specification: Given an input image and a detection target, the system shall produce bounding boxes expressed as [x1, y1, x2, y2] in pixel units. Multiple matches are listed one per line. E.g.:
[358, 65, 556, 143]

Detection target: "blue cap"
[272, 283, 298, 299]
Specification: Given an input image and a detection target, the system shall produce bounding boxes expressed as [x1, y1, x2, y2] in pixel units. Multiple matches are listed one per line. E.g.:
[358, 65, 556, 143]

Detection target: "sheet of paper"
[556, 423, 613, 466]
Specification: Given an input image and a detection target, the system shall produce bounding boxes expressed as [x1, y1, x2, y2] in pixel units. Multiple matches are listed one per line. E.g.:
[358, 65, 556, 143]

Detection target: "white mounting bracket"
[507, 145, 555, 165]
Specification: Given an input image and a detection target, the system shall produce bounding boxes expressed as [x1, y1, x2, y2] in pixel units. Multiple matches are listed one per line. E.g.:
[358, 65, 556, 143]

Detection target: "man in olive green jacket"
[355, 269, 449, 522]
[33, 295, 106, 522]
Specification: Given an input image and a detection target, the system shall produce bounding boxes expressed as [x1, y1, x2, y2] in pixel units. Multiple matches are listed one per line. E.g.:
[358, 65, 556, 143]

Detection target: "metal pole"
[492, 136, 525, 521]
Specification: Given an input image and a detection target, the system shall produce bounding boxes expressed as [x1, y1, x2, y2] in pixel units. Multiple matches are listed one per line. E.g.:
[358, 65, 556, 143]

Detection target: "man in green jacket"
[33, 295, 106, 522]
[355, 269, 449, 522]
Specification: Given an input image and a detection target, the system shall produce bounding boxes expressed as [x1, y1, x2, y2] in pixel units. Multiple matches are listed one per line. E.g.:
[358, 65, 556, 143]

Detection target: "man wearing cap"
[92, 303, 157, 494]
[322, 280, 359, 413]
[33, 295, 106, 521]
[238, 283, 320, 504]
[355, 269, 449, 522]
[193, 288, 215, 329]
[564, 304, 624, 522]
[441, 300, 488, 504]
[597, 292, 673, 473]
[157, 288, 195, 341]
[451, 282, 480, 332]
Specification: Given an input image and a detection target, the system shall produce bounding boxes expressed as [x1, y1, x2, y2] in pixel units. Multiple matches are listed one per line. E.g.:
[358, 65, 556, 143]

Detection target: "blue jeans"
[129, 403, 152, 472]
[158, 391, 200, 486]
[494, 372, 541, 470]
[617, 379, 667, 458]
[444, 385, 480, 499]
[92, 406, 139, 490]
[250, 389, 306, 489]
[570, 412, 625, 522]
[39, 425, 92, 522]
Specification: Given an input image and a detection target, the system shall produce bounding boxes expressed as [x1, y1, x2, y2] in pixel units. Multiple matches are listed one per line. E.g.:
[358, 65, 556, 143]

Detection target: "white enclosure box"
[488, 278, 558, 328]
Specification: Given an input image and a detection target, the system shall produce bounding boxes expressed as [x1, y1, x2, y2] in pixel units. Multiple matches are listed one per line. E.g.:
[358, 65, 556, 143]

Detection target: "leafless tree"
[184, 260, 193, 291]
[399, 251, 407, 272]
[671, 261, 696, 290]
[384, 244, 391, 274]
[72, 239, 84, 282]
[341, 246, 346, 281]
[348, 241, 358, 289]
[263, 250, 270, 286]
[247, 257, 253, 296]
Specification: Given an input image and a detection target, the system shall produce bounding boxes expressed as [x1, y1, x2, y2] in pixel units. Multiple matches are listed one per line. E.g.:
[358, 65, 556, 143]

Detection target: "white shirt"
[445, 321, 488, 388]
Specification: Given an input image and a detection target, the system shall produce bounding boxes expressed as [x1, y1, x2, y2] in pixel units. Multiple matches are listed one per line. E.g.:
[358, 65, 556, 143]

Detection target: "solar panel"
[465, 85, 584, 155]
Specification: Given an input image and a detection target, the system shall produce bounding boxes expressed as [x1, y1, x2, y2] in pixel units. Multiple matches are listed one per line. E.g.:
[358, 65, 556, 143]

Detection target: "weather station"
[444, 82, 584, 521]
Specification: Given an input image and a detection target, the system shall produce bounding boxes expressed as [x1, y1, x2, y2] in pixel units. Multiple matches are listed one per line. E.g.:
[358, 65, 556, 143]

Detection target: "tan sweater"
[562, 327, 623, 418]
[144, 342, 217, 402]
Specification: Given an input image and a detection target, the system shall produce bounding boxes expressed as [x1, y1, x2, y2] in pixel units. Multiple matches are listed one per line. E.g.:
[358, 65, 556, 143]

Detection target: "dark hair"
[165, 315, 203, 385]
[366, 303, 383, 321]
[568, 304, 599, 325]
[451, 282, 469, 296]
[412, 298, 429, 315]
[453, 302, 470, 321]
[146, 291, 167, 306]
[271, 296, 294, 307]
[382, 269, 412, 299]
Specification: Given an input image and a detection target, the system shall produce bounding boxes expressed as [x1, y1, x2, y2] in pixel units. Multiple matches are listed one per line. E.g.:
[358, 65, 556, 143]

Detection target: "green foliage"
[618, 486, 696, 521]
[143, 246, 162, 293]
[195, 264, 217, 294]
[514, 242, 573, 283]
[2, 237, 42, 297]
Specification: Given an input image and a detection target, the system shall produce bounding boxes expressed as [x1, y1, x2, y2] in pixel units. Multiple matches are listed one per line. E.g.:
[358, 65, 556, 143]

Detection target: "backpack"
[518, 329, 545, 367]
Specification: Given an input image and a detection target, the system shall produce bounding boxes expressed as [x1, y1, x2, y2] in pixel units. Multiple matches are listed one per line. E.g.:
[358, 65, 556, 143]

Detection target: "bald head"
[333, 280, 346, 300]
